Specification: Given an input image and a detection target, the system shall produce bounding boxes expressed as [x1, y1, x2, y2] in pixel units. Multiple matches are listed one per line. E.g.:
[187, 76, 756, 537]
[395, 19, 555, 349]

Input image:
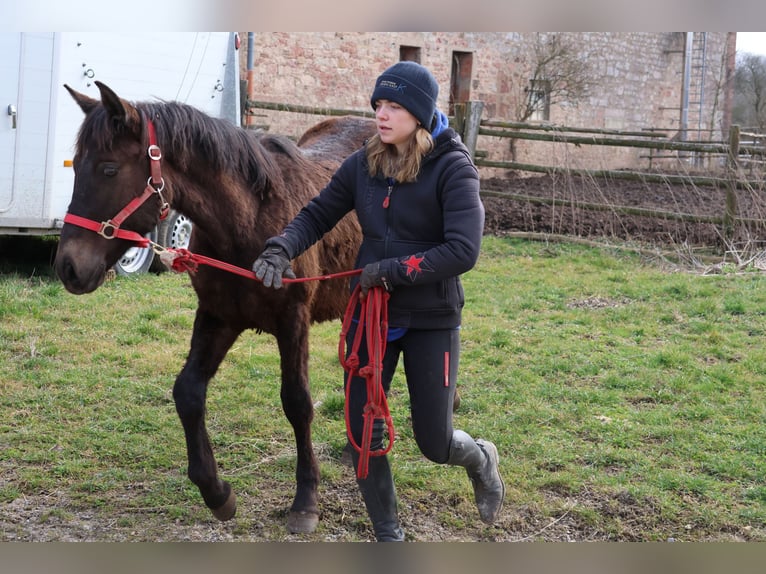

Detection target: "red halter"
[63, 118, 169, 246]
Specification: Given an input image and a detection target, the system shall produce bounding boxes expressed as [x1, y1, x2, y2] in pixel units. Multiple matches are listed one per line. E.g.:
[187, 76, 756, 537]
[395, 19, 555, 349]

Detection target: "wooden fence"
[246, 99, 766, 241]
[454, 102, 765, 182]
[454, 102, 766, 240]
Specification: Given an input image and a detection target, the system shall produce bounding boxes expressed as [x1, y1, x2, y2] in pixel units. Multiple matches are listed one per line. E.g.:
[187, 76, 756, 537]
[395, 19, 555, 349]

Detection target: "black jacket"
[273, 128, 485, 329]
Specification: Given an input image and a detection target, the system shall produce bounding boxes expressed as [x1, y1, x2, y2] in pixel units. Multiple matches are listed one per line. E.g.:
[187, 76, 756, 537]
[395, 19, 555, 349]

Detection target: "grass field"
[1, 234, 766, 541]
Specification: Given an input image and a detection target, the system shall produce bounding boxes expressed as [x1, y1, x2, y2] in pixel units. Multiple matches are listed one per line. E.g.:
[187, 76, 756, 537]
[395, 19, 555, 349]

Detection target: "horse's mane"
[75, 99, 317, 197]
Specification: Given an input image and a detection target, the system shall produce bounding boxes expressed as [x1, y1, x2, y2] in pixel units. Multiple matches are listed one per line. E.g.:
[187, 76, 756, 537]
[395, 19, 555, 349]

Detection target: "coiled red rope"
[338, 285, 394, 479]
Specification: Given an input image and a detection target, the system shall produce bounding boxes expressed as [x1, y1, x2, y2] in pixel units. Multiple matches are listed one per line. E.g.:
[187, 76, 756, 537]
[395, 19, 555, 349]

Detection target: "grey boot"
[353, 452, 405, 542]
[448, 429, 506, 524]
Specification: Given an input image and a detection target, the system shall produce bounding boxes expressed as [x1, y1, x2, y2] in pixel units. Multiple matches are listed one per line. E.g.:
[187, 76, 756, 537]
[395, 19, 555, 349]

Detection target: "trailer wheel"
[151, 210, 193, 273]
[113, 228, 157, 276]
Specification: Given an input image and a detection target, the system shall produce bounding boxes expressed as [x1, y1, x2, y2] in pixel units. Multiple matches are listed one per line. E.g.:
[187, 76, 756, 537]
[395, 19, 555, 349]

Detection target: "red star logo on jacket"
[400, 254, 431, 280]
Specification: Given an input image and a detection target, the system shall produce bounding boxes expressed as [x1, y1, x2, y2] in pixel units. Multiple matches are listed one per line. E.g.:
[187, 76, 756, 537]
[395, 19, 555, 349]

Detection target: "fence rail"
[247, 100, 375, 119]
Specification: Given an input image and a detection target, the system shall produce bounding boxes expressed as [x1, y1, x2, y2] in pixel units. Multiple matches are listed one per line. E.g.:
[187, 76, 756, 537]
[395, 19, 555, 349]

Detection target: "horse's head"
[55, 81, 167, 294]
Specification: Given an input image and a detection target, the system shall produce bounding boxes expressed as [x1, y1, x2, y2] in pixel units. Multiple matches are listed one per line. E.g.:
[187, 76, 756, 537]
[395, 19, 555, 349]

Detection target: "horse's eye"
[103, 164, 119, 177]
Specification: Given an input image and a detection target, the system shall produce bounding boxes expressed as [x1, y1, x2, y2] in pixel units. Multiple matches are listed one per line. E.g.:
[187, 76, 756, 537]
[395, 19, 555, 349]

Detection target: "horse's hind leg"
[173, 309, 241, 521]
[276, 308, 320, 534]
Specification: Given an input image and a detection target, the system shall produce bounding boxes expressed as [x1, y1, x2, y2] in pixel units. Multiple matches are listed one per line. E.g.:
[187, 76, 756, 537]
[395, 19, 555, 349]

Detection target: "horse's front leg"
[276, 304, 320, 534]
[173, 309, 242, 521]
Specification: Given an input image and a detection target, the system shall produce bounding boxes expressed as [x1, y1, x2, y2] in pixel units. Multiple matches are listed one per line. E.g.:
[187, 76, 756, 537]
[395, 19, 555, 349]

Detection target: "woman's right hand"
[252, 245, 296, 289]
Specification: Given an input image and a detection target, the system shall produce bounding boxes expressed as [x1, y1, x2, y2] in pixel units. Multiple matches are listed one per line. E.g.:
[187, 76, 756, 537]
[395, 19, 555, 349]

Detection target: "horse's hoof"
[211, 490, 237, 521]
[287, 510, 319, 534]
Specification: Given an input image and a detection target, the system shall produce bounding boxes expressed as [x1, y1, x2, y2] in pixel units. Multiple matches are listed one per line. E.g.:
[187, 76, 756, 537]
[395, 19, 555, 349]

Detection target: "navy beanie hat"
[370, 61, 439, 132]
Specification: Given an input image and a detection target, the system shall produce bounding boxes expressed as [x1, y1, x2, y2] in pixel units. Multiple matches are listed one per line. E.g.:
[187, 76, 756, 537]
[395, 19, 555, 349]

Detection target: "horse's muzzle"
[54, 251, 107, 295]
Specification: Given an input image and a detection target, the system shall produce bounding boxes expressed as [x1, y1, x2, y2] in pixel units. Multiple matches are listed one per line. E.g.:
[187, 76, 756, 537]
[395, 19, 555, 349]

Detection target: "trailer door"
[0, 33, 21, 213]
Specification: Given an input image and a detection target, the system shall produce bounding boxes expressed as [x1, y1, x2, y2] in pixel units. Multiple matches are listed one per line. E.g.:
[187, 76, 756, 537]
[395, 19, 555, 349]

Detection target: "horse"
[54, 81, 376, 534]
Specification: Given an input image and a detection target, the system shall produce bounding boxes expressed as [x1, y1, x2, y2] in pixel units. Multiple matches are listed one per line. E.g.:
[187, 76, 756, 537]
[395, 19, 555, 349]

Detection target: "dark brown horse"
[54, 81, 376, 533]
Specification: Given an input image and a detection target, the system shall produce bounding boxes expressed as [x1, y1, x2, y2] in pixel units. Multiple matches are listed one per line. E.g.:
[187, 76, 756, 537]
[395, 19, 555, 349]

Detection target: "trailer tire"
[113, 227, 158, 276]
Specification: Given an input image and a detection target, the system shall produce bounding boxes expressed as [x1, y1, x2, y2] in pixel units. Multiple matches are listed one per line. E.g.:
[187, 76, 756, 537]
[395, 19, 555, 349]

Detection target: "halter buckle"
[147, 144, 162, 161]
[98, 220, 118, 239]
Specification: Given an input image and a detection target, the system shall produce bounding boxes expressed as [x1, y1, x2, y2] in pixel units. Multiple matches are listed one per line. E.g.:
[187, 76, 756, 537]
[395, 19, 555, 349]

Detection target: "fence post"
[460, 101, 484, 161]
[453, 103, 466, 140]
[724, 125, 740, 240]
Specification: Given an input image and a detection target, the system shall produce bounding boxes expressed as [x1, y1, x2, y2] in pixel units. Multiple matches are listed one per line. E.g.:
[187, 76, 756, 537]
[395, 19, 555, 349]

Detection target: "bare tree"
[733, 52, 766, 131]
[505, 34, 594, 161]
[514, 33, 594, 123]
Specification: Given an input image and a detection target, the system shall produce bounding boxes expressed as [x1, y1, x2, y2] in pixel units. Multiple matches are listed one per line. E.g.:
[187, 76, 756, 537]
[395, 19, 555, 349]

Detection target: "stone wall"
[239, 32, 734, 174]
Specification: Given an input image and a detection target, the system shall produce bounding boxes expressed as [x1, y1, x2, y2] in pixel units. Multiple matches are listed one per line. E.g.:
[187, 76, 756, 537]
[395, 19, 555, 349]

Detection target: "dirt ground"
[481, 172, 766, 250]
[0, 452, 711, 542]
[3, 172, 765, 542]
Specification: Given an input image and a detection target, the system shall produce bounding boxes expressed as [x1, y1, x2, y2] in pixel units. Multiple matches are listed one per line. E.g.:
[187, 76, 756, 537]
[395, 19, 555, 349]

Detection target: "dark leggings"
[344, 323, 459, 464]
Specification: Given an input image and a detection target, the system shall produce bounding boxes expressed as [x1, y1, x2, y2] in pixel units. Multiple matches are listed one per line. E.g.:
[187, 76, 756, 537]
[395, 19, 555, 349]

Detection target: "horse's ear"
[94, 81, 142, 135]
[64, 84, 100, 115]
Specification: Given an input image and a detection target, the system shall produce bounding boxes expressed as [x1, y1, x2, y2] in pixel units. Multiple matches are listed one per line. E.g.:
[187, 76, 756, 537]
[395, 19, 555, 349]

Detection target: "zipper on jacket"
[382, 177, 395, 208]
[383, 177, 395, 257]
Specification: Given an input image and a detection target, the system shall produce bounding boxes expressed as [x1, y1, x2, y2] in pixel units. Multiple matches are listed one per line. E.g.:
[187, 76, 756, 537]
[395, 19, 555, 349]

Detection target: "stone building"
[240, 32, 736, 173]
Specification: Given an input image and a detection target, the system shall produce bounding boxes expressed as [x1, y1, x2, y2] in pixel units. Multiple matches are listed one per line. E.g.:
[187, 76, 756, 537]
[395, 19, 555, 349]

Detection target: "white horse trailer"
[0, 32, 240, 273]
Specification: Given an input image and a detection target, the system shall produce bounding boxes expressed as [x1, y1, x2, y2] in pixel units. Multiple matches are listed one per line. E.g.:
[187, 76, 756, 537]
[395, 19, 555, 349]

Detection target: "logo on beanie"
[379, 79, 407, 94]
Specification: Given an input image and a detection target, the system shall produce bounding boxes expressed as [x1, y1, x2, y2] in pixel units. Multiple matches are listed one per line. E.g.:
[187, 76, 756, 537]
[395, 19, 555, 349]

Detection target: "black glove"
[359, 261, 392, 296]
[252, 245, 296, 289]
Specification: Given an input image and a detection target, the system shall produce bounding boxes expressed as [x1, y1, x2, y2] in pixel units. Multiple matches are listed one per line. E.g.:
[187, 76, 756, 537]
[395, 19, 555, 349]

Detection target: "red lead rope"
[159, 247, 362, 283]
[163, 247, 393, 480]
[339, 285, 394, 479]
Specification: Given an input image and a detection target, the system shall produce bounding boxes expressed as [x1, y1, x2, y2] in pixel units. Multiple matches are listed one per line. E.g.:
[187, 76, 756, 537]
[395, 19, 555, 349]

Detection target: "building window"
[449, 51, 473, 116]
[526, 79, 551, 121]
[399, 46, 421, 63]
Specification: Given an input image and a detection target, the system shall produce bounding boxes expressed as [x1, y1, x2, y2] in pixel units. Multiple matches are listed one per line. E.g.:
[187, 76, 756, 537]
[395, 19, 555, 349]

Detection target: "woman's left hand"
[359, 261, 392, 296]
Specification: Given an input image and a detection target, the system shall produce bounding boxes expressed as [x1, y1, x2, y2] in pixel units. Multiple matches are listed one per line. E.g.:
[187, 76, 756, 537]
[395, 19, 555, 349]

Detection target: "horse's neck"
[153, 112, 296, 253]
[164, 156, 271, 255]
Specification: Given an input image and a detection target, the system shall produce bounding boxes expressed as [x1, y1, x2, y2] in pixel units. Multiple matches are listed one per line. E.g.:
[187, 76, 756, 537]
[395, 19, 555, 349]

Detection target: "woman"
[252, 61, 504, 541]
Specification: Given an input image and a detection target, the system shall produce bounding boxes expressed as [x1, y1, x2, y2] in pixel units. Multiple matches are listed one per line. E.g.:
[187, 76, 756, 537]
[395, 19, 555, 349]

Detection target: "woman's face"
[374, 99, 419, 153]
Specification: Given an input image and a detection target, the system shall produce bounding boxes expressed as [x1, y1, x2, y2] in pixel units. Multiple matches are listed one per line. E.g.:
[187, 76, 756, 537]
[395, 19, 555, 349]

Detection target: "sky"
[737, 32, 766, 56]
